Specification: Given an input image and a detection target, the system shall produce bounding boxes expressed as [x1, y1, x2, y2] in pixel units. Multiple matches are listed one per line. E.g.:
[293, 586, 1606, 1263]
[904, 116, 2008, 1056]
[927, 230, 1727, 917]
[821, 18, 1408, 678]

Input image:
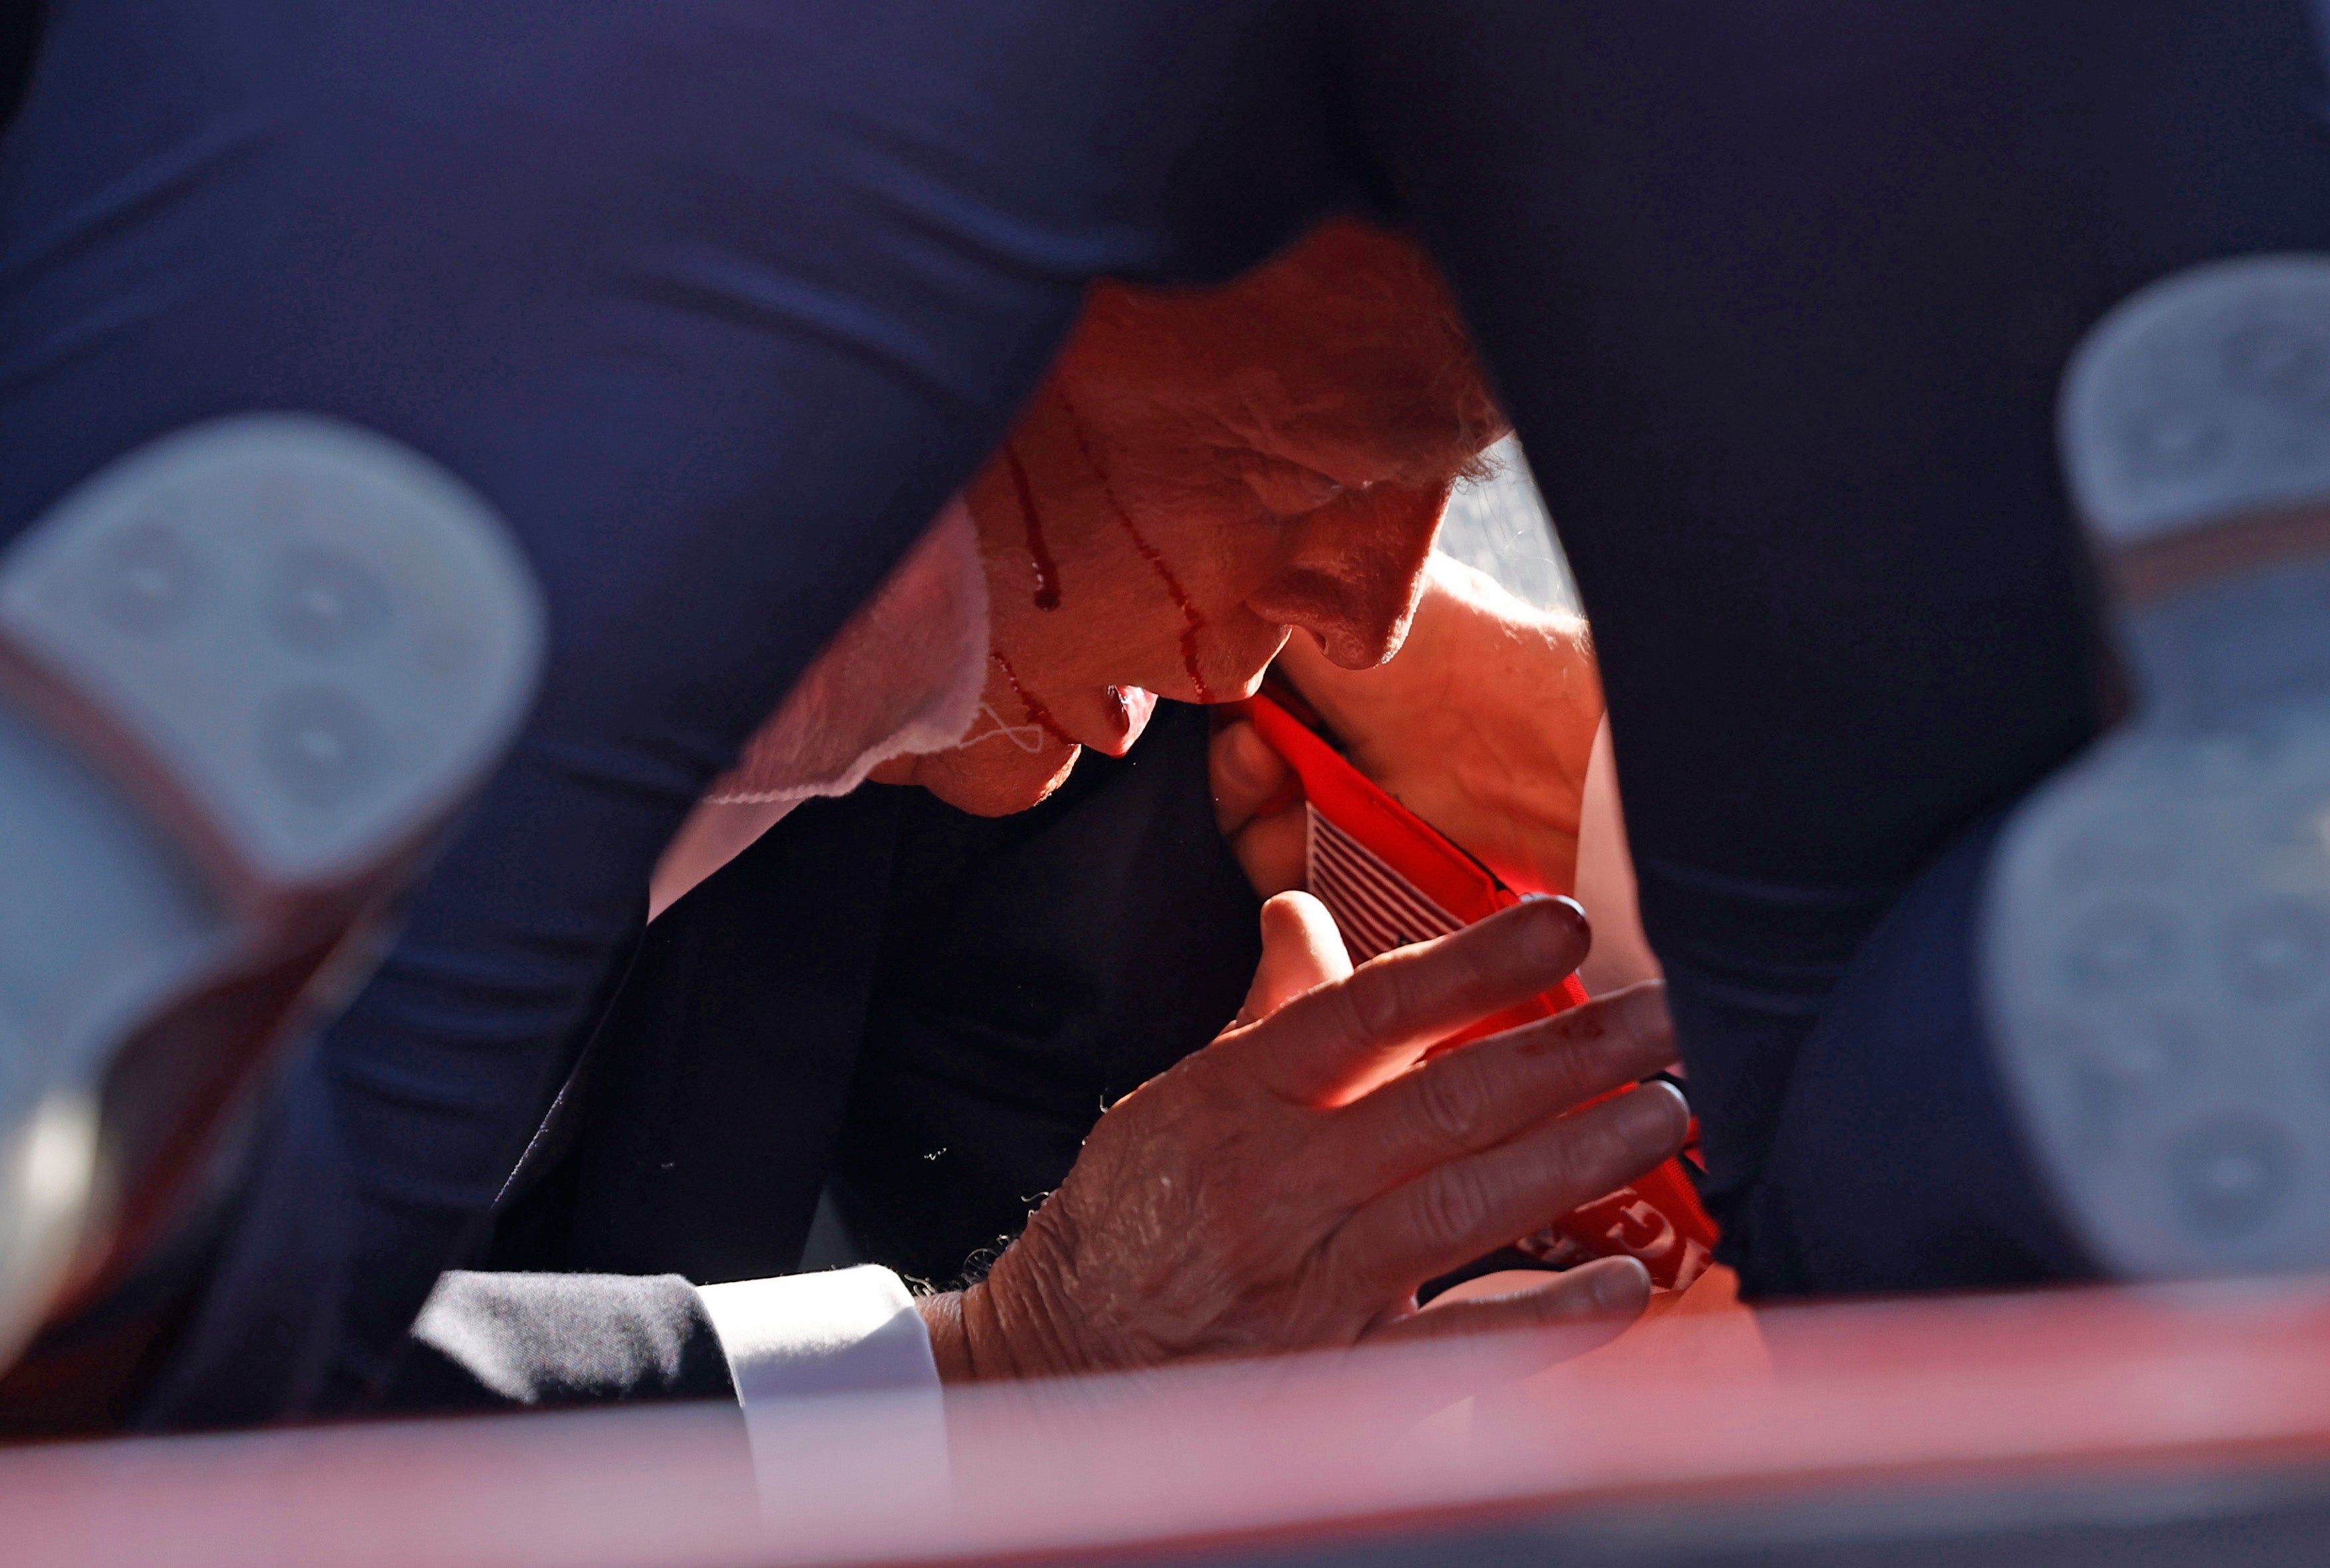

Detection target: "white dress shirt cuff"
[696, 1265, 938, 1402]
[695, 1266, 948, 1505]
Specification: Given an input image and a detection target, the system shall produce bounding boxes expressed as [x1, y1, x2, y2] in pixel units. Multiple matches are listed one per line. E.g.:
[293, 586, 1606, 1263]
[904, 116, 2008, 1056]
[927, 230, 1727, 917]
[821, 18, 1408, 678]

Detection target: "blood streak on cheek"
[1059, 394, 1215, 702]
[1003, 444, 1062, 611]
[990, 648, 1077, 748]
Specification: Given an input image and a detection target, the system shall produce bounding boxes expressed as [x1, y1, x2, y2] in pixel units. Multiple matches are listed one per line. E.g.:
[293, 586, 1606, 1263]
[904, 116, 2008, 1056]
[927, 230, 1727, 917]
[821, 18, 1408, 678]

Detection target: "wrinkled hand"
[1214, 555, 1603, 901]
[917, 892, 1688, 1381]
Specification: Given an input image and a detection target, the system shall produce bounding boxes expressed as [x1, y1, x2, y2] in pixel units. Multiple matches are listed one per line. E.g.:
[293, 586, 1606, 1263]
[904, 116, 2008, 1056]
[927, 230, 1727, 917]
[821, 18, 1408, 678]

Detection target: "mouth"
[1083, 684, 1157, 757]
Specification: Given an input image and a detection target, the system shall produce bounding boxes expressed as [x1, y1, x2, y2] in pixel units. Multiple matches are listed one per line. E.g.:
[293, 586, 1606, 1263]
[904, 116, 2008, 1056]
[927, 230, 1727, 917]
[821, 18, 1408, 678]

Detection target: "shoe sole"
[0, 414, 542, 1366]
[1985, 255, 2330, 1279]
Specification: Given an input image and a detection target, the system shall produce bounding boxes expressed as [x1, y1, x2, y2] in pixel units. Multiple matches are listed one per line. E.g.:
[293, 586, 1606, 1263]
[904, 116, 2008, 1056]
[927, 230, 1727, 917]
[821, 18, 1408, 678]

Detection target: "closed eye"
[1239, 460, 1347, 517]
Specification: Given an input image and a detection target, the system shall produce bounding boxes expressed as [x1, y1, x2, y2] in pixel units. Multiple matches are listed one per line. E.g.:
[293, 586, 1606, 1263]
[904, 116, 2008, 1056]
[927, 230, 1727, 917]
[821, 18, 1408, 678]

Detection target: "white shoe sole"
[0, 415, 542, 1367]
[1985, 255, 2330, 1279]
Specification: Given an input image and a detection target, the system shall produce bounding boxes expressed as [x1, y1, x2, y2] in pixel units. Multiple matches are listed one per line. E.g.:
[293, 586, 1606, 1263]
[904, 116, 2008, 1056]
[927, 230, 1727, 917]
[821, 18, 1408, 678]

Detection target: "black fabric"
[394, 1270, 736, 1409]
[490, 787, 906, 1286]
[0, 1, 38, 132]
[837, 703, 1264, 1286]
[489, 701, 1263, 1291]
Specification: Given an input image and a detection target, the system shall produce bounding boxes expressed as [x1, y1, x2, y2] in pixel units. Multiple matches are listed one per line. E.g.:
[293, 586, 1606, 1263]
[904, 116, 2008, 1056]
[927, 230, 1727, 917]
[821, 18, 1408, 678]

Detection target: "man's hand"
[917, 893, 1688, 1380]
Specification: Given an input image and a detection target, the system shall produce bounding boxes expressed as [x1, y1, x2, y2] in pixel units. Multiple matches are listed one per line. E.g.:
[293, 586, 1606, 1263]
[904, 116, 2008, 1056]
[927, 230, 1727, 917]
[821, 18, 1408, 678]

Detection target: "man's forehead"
[1072, 229, 1503, 483]
[1212, 387, 1497, 487]
[1184, 350, 1500, 478]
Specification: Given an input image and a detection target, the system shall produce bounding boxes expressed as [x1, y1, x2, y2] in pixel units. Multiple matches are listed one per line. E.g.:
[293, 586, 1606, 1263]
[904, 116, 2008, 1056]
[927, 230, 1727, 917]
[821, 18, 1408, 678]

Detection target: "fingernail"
[1518, 894, 1589, 964]
[1591, 1255, 1652, 1311]
[1615, 1080, 1688, 1157]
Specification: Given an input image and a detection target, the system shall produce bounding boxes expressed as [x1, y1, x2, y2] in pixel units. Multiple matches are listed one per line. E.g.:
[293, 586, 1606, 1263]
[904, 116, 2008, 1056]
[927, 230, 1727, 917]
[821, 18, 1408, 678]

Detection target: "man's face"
[892, 223, 1502, 815]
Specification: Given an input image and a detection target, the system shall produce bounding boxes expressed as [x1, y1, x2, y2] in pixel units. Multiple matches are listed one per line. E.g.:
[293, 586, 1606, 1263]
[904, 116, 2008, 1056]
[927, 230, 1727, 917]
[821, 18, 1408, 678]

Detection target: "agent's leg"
[1986, 257, 2330, 1279]
[0, 417, 539, 1419]
[1361, 0, 2330, 1289]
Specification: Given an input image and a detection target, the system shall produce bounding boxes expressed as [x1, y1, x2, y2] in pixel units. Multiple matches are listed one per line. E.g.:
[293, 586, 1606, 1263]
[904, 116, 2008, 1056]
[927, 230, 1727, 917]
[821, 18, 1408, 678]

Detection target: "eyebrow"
[1228, 419, 1491, 495]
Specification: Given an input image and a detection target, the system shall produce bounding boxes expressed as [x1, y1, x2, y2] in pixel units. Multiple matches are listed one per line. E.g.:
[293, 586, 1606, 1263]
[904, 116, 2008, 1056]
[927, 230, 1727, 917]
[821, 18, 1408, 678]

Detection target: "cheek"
[986, 528, 1184, 690]
[1005, 491, 1280, 693]
[1105, 491, 1294, 646]
[1124, 508, 1297, 699]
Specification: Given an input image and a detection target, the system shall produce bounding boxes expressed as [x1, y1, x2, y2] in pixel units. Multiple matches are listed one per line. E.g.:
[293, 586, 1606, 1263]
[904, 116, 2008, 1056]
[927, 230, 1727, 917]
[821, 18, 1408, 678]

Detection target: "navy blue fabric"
[1348, 1, 2330, 1295]
[0, 0, 1348, 1425]
[0, 1, 2323, 1425]
[1732, 815, 2098, 1295]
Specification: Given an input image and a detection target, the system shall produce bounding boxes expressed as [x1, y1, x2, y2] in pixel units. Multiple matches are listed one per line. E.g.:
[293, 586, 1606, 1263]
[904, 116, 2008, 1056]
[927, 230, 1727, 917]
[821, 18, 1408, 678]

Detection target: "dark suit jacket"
[0, 702, 1251, 1435]
[485, 700, 1263, 1291]
[362, 696, 1539, 1420]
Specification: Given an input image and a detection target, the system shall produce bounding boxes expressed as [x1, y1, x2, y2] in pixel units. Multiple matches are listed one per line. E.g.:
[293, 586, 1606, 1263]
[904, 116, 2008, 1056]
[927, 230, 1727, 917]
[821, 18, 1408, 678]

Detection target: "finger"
[1233, 892, 1355, 1027]
[1228, 805, 1309, 901]
[1335, 982, 1676, 1197]
[1218, 895, 1591, 1106]
[1420, 1268, 1572, 1308]
[1325, 1081, 1689, 1299]
[1346, 1259, 1651, 1420]
[1379, 1257, 1651, 1347]
[1210, 719, 1296, 835]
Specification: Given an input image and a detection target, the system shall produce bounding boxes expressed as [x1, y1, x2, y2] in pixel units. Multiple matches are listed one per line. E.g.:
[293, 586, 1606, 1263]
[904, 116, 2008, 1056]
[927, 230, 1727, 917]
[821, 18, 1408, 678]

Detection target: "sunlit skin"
[873, 220, 1505, 816]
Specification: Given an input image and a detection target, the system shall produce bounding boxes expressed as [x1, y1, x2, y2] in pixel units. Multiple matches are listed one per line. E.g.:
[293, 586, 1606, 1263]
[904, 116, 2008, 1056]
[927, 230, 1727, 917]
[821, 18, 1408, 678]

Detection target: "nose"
[1244, 483, 1449, 668]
